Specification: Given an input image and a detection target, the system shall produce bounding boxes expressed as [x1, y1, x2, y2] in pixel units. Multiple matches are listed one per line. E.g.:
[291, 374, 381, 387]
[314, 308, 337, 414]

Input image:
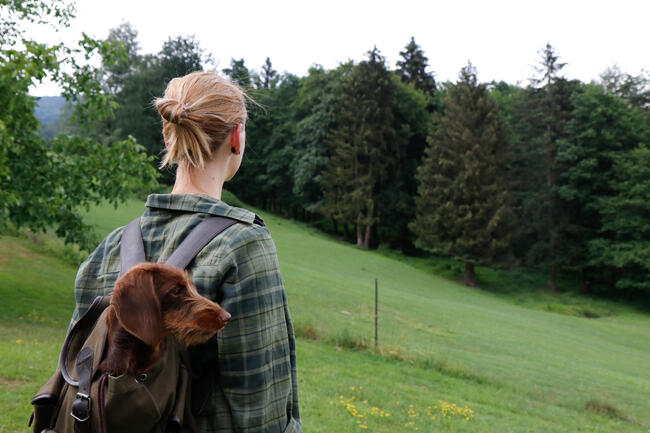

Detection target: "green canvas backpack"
[29, 216, 237, 433]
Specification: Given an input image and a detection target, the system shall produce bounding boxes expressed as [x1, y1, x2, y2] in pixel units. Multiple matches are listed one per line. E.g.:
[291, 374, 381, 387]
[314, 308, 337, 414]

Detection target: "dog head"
[111, 262, 231, 347]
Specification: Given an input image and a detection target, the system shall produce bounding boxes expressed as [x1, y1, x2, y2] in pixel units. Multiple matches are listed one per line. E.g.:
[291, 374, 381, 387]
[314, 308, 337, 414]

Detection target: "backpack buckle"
[70, 392, 92, 422]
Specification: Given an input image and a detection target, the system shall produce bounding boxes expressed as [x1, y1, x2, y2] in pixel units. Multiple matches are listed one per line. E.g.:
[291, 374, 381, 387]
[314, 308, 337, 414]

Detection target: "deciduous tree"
[0, 0, 158, 249]
[321, 48, 398, 248]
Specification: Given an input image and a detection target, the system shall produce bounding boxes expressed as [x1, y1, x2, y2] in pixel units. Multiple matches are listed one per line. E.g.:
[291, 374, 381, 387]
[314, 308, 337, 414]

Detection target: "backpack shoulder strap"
[119, 217, 145, 278]
[166, 216, 238, 269]
[119, 215, 238, 273]
[59, 296, 110, 386]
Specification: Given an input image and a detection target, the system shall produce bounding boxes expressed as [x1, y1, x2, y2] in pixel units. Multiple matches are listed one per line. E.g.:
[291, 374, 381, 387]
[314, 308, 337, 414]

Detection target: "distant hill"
[33, 95, 66, 139]
[34, 95, 65, 125]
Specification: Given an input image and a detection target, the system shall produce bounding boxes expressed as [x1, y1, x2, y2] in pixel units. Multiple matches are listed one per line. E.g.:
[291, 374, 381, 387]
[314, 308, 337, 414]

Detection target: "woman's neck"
[172, 163, 225, 200]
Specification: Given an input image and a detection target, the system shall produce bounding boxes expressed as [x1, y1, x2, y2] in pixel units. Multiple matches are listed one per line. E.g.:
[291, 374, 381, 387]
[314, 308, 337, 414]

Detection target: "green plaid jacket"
[71, 194, 301, 433]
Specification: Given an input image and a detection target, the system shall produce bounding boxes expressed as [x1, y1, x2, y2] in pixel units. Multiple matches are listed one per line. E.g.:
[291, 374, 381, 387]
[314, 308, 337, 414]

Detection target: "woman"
[70, 71, 301, 433]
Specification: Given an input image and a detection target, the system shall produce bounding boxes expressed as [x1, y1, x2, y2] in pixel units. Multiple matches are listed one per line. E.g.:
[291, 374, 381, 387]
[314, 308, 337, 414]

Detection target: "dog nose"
[219, 310, 231, 324]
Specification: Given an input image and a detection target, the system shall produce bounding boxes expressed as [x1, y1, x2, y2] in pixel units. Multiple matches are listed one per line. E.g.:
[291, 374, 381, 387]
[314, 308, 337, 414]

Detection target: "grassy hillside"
[1, 193, 649, 432]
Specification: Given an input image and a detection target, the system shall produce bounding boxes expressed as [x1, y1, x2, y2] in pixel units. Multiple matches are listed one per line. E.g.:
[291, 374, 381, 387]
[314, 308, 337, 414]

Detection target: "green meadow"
[1, 194, 649, 432]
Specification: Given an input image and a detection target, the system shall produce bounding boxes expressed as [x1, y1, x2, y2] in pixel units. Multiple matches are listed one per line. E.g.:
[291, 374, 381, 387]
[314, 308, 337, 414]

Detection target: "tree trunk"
[363, 224, 371, 249]
[548, 263, 558, 291]
[608, 266, 618, 292]
[579, 268, 590, 294]
[342, 222, 350, 241]
[356, 223, 363, 247]
[371, 222, 379, 249]
[331, 217, 339, 234]
[463, 262, 478, 287]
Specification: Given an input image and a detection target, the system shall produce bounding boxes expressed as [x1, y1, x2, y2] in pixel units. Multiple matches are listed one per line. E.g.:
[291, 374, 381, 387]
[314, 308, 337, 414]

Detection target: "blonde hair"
[155, 71, 247, 169]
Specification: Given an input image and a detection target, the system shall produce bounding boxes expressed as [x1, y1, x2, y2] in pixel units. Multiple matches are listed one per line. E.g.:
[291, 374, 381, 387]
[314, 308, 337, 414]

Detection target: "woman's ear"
[230, 124, 242, 155]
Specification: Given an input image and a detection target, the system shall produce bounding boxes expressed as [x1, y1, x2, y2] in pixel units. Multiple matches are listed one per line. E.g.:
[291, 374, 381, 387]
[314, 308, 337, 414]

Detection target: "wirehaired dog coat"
[100, 262, 231, 376]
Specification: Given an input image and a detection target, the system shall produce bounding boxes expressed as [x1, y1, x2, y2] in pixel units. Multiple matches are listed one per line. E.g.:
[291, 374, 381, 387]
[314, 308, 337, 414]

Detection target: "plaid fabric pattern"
[71, 193, 301, 433]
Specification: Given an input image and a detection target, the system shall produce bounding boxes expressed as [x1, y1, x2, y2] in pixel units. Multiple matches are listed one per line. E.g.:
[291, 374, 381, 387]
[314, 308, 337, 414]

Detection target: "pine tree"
[410, 63, 512, 287]
[253, 57, 279, 89]
[511, 43, 577, 290]
[396, 37, 436, 96]
[320, 47, 398, 248]
[376, 75, 429, 252]
[223, 58, 251, 88]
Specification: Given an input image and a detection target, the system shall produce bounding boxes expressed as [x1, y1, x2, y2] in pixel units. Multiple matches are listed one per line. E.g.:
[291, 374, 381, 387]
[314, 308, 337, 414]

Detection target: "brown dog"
[99, 262, 231, 376]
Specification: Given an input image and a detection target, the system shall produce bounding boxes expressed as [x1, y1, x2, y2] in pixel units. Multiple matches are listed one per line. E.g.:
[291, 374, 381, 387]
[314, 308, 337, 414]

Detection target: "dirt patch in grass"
[0, 375, 28, 386]
[295, 323, 320, 340]
[544, 303, 615, 318]
[585, 399, 639, 424]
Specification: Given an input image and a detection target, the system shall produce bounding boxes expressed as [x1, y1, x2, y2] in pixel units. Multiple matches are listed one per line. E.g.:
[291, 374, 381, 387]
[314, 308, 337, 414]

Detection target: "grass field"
[1, 193, 649, 432]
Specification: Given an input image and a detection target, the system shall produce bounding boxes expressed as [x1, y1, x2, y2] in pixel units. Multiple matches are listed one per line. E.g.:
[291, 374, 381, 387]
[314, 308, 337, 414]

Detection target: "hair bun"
[159, 99, 188, 125]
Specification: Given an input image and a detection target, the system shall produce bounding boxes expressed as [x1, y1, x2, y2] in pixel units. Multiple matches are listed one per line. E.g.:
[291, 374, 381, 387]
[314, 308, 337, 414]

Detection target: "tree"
[223, 58, 251, 88]
[291, 64, 351, 225]
[102, 21, 140, 95]
[0, 0, 158, 249]
[253, 57, 279, 89]
[320, 48, 398, 248]
[376, 75, 429, 252]
[228, 74, 300, 214]
[599, 65, 650, 123]
[510, 43, 578, 290]
[599, 65, 650, 109]
[396, 37, 436, 96]
[557, 84, 650, 293]
[592, 145, 650, 295]
[410, 63, 513, 287]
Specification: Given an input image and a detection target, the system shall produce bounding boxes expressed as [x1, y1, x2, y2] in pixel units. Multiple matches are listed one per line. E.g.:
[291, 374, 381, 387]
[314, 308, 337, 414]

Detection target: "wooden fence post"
[375, 277, 378, 351]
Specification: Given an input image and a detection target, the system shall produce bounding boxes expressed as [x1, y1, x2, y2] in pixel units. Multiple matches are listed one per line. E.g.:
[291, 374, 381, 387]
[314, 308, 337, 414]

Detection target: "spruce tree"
[410, 63, 512, 287]
[254, 57, 279, 89]
[376, 76, 429, 252]
[396, 37, 436, 96]
[223, 58, 251, 88]
[511, 43, 577, 290]
[320, 47, 398, 248]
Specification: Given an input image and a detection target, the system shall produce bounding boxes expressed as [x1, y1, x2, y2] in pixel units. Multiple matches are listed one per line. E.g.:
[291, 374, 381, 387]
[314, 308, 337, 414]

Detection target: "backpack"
[29, 216, 238, 433]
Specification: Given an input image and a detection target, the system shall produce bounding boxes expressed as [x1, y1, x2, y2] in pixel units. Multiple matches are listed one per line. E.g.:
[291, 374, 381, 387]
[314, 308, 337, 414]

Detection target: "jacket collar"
[145, 193, 256, 224]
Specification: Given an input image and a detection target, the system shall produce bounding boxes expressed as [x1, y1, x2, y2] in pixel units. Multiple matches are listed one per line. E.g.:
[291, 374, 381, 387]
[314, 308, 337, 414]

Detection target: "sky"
[28, 0, 650, 96]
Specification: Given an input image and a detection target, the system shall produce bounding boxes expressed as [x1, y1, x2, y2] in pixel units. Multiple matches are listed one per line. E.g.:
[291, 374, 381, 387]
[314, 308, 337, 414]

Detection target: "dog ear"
[111, 266, 164, 346]
[149, 263, 193, 296]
